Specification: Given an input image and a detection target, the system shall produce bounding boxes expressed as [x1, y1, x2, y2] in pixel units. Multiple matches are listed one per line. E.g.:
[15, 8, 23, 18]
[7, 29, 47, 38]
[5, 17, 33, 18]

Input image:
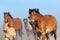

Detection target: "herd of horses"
[3, 8, 57, 40]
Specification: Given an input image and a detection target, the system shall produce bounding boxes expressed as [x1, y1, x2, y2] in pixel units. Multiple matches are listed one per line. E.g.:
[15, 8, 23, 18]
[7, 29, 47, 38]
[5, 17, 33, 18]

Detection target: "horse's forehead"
[4, 14, 9, 18]
[4, 13, 8, 16]
[30, 11, 36, 15]
[30, 13, 38, 18]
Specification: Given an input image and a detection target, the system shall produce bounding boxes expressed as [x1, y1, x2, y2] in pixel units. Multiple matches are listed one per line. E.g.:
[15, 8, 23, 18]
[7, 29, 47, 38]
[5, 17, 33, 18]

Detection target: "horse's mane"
[37, 13, 43, 17]
[29, 8, 43, 17]
[4, 12, 13, 19]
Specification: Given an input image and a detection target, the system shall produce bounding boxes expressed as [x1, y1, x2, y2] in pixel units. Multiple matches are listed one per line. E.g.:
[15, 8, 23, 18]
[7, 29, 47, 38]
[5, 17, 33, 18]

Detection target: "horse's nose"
[3, 30, 7, 33]
[4, 20, 8, 23]
[28, 17, 30, 19]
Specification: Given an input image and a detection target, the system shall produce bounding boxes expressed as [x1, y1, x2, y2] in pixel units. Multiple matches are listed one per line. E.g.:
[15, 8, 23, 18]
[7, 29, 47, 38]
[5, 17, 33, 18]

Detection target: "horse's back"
[13, 18, 22, 30]
[44, 15, 57, 25]
[43, 15, 57, 33]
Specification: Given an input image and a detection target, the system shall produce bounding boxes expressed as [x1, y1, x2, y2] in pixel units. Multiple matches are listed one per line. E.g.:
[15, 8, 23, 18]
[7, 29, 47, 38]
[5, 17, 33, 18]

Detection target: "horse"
[23, 18, 36, 40]
[23, 18, 33, 31]
[28, 9, 57, 40]
[3, 22, 16, 40]
[4, 12, 22, 40]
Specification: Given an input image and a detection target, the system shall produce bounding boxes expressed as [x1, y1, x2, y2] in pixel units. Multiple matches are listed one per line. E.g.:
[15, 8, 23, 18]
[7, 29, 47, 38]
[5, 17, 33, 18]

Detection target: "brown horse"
[4, 12, 22, 40]
[28, 9, 57, 40]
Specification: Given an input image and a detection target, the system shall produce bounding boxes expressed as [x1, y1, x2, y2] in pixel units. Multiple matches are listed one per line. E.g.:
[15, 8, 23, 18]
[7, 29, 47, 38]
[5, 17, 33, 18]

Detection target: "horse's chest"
[37, 21, 47, 32]
[9, 22, 13, 26]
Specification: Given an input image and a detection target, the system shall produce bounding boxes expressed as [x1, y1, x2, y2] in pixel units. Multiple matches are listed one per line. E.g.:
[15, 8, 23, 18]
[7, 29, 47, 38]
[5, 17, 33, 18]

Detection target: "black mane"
[4, 12, 13, 19]
[29, 8, 40, 14]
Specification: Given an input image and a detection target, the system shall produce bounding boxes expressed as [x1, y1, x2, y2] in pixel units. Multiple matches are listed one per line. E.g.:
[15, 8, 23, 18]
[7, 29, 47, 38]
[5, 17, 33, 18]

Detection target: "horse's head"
[23, 18, 32, 30]
[23, 18, 28, 24]
[4, 22, 16, 39]
[3, 22, 9, 33]
[4, 12, 13, 23]
[29, 21, 37, 30]
[28, 8, 40, 22]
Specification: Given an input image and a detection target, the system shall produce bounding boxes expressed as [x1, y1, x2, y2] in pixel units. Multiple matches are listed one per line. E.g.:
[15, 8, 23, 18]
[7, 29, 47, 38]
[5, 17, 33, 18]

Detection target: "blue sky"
[0, 0, 60, 27]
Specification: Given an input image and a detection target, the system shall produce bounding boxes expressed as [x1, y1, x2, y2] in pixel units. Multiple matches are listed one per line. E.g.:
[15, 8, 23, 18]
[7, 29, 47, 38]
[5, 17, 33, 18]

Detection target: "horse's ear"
[8, 12, 9, 13]
[4, 12, 10, 15]
[37, 9, 39, 12]
[8, 12, 10, 14]
[29, 9, 32, 14]
[36, 9, 40, 13]
[4, 12, 6, 15]
[29, 9, 31, 11]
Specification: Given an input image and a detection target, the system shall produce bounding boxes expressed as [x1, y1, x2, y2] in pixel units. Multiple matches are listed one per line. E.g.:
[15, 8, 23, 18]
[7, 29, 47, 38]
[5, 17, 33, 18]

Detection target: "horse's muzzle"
[28, 16, 30, 19]
[4, 20, 8, 23]
[3, 30, 7, 33]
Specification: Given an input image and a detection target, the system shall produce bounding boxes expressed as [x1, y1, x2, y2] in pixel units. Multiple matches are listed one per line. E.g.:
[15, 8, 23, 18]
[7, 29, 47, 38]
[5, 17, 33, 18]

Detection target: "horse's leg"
[5, 35, 8, 40]
[37, 32, 41, 40]
[5, 38, 8, 40]
[42, 32, 46, 40]
[37, 35, 40, 40]
[33, 31, 37, 40]
[37, 36, 40, 40]
[16, 30, 22, 40]
[46, 33, 50, 40]
[9, 37, 13, 40]
[18, 28, 22, 40]
[13, 36, 16, 40]
[54, 31, 57, 40]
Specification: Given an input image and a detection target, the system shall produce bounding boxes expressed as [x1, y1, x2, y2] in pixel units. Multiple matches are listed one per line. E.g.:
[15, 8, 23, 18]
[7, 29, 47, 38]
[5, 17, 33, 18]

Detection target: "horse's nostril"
[3, 30, 7, 33]
[4, 21, 8, 23]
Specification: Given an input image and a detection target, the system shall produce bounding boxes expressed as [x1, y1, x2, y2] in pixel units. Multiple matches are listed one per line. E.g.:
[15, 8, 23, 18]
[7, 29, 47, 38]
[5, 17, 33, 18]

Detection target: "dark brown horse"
[28, 9, 57, 40]
[4, 12, 22, 40]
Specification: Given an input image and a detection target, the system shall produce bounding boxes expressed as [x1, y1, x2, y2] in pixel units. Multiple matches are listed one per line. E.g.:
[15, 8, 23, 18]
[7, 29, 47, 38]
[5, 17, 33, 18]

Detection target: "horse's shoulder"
[43, 15, 56, 23]
[44, 15, 53, 19]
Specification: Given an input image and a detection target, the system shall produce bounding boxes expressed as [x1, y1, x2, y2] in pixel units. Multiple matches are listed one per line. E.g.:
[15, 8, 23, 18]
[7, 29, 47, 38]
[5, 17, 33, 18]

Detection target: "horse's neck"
[36, 14, 43, 23]
[8, 17, 13, 22]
